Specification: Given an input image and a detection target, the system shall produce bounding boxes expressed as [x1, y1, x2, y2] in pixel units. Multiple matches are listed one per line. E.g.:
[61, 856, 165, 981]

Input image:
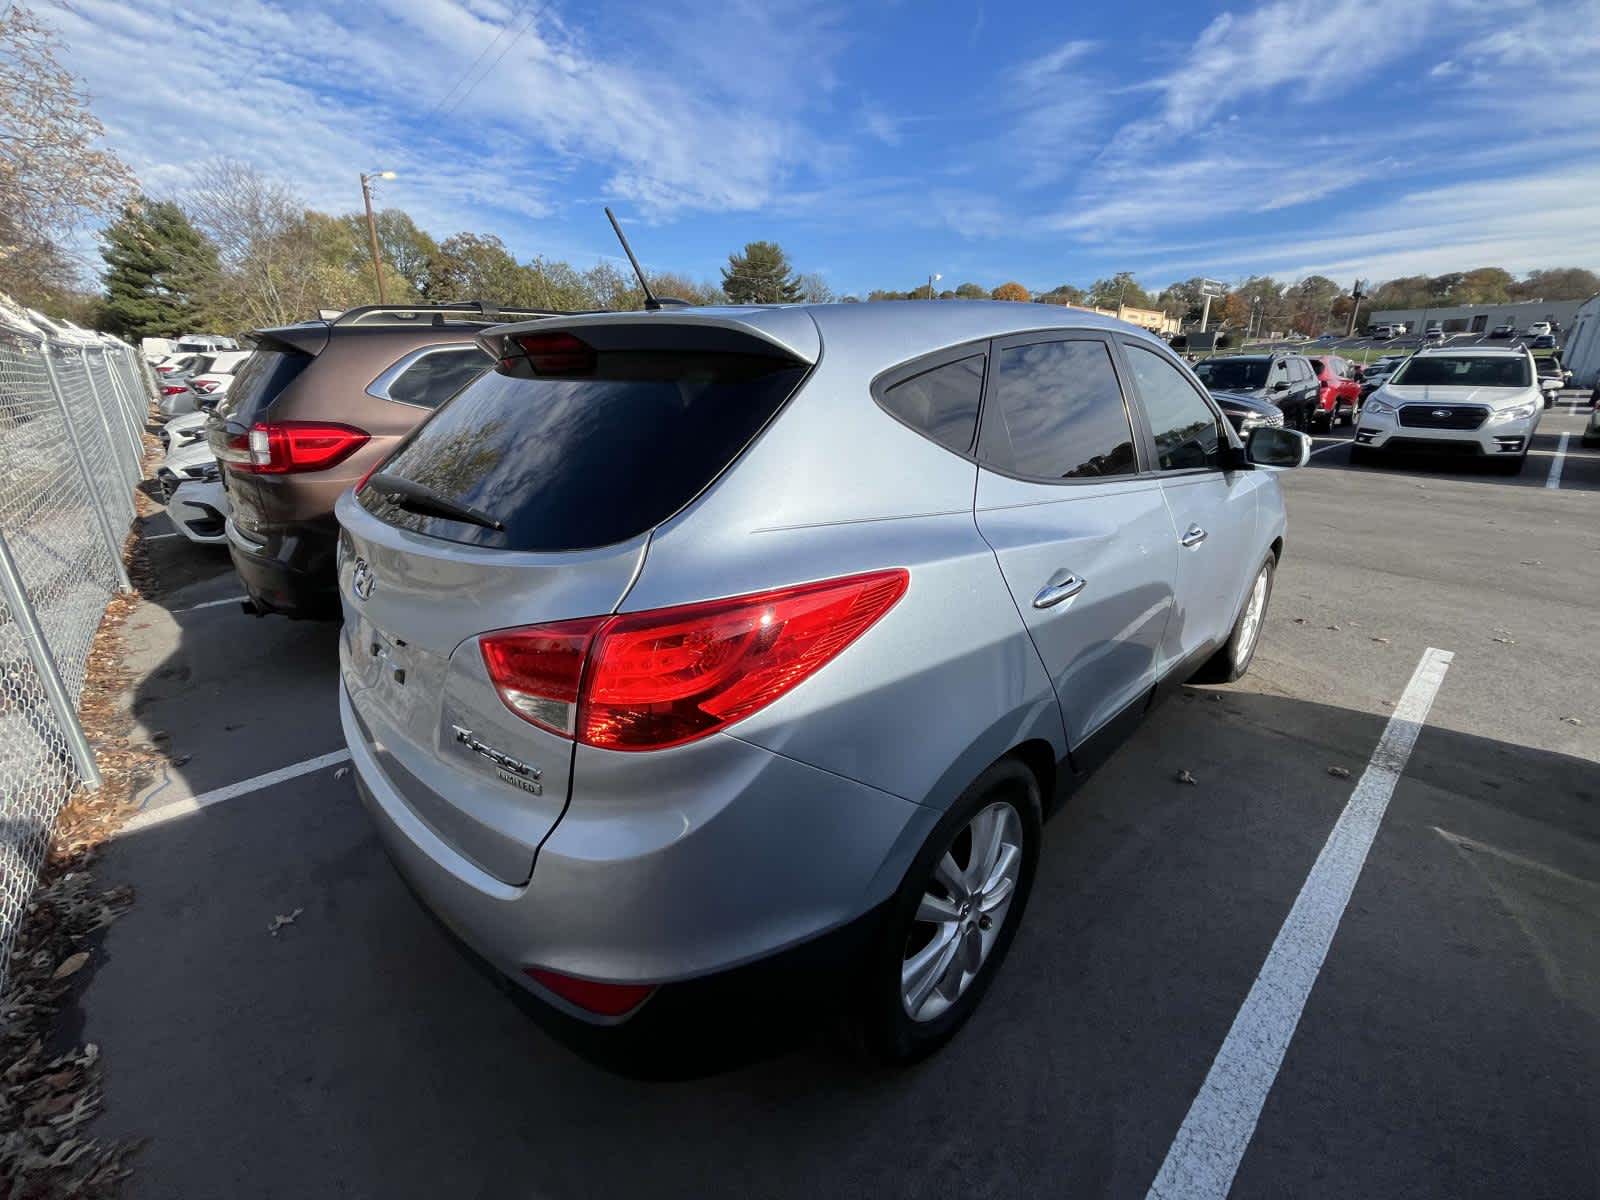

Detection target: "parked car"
[210, 303, 548, 619]
[170, 477, 230, 544]
[188, 349, 252, 408]
[1531, 333, 1557, 350]
[1210, 390, 1286, 434]
[1583, 388, 1600, 447]
[1352, 346, 1541, 474]
[1306, 356, 1361, 429]
[1424, 325, 1445, 342]
[333, 301, 1310, 1061]
[1488, 323, 1516, 339]
[1359, 355, 1410, 398]
[158, 410, 210, 451]
[156, 437, 221, 501]
[1534, 356, 1570, 407]
[1526, 321, 1551, 337]
[1190, 353, 1319, 429]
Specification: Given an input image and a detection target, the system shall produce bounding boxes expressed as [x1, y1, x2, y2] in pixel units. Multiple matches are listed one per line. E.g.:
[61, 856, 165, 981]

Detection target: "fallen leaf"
[1370, 636, 1390, 644]
[1519, 559, 1542, 566]
[1292, 617, 1309, 625]
[50, 951, 90, 980]
[268, 907, 305, 936]
[150, 730, 170, 742]
[1561, 716, 1584, 727]
[1326, 624, 1341, 631]
[334, 766, 350, 780]
[170, 753, 191, 767]
[1492, 636, 1516, 645]
[1327, 765, 1352, 779]
[1175, 769, 1197, 786]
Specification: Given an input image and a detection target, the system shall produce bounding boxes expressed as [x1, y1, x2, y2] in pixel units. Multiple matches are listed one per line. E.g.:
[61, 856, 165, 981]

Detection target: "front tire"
[856, 759, 1041, 1064]
[1191, 554, 1275, 684]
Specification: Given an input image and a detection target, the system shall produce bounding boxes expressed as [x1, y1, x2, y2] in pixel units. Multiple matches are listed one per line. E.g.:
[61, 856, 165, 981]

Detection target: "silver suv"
[334, 302, 1308, 1062]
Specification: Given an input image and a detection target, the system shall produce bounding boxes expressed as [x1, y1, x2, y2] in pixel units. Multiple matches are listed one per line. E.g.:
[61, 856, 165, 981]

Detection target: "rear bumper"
[225, 517, 341, 617]
[340, 680, 935, 1020]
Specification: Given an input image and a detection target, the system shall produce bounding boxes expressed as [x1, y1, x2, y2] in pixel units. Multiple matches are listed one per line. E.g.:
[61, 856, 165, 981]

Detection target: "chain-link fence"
[0, 300, 150, 988]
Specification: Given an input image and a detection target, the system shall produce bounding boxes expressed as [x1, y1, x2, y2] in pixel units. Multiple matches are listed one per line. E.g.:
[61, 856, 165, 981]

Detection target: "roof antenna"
[605, 206, 663, 311]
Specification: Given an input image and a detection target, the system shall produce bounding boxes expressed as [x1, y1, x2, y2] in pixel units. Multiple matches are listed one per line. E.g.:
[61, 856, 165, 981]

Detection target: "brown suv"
[210, 303, 565, 618]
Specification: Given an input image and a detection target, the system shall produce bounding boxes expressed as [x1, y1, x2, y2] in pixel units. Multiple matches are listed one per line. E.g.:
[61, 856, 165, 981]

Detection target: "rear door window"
[877, 354, 984, 454]
[360, 349, 808, 551]
[977, 338, 1137, 480]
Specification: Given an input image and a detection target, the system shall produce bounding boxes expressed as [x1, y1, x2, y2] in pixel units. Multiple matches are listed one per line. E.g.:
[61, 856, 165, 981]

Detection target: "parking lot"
[59, 396, 1597, 1198]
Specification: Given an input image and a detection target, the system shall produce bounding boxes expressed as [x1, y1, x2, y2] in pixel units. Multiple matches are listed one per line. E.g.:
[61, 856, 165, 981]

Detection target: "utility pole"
[927, 272, 942, 301]
[1346, 279, 1365, 337]
[360, 170, 396, 304]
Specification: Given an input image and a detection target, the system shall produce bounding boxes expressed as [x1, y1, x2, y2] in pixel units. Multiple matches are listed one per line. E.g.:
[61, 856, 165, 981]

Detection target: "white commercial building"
[1562, 293, 1600, 389]
[1368, 297, 1586, 336]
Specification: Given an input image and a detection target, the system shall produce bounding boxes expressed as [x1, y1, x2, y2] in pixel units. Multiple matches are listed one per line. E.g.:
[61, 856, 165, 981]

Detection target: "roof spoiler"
[478, 310, 822, 366]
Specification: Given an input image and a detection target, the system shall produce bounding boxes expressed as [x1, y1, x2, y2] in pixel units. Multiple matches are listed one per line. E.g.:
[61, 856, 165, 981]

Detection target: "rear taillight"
[161, 385, 187, 395]
[193, 379, 218, 394]
[229, 421, 369, 475]
[478, 570, 909, 751]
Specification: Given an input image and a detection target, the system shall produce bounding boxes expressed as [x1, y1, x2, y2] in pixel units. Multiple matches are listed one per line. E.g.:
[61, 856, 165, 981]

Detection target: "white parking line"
[118, 749, 352, 836]
[1308, 439, 1350, 457]
[145, 532, 183, 541]
[1545, 433, 1569, 490]
[1146, 647, 1454, 1200]
[171, 594, 246, 614]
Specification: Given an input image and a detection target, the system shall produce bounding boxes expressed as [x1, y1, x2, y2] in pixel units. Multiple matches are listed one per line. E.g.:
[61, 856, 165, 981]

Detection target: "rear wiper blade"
[366, 473, 504, 531]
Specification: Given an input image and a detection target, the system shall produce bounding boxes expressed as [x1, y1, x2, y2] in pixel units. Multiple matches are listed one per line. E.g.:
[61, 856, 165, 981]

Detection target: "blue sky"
[49, 0, 1600, 297]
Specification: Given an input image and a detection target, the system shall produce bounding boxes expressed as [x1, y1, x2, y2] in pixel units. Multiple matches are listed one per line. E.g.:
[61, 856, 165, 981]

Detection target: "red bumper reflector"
[524, 967, 655, 1016]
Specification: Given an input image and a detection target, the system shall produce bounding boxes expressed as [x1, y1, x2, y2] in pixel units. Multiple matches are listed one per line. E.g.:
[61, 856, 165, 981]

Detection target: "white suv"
[1352, 346, 1541, 475]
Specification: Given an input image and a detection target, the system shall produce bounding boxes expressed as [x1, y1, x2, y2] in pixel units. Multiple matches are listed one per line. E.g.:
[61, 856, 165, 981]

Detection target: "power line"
[424, 5, 527, 119]
[441, 2, 550, 119]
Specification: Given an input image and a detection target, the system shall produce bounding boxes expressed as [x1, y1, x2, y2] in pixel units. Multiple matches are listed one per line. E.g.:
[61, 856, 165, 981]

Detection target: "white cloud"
[860, 105, 903, 147]
[1429, 59, 1460, 77]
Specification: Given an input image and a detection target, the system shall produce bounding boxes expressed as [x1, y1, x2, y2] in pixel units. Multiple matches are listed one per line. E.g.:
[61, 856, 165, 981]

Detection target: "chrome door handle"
[1180, 524, 1208, 548]
[1033, 571, 1086, 609]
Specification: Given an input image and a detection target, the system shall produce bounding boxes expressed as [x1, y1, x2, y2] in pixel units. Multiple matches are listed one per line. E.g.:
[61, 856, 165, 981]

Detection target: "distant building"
[1063, 302, 1181, 335]
[1367, 297, 1586, 335]
[1562, 293, 1600, 388]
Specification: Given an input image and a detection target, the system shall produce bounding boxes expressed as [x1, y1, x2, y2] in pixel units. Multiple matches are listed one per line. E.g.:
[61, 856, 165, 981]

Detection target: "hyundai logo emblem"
[351, 557, 376, 600]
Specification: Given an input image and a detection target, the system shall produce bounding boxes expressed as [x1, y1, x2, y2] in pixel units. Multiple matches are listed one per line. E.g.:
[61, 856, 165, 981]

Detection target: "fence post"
[41, 347, 133, 593]
[79, 346, 141, 492]
[0, 531, 102, 790]
[98, 346, 145, 477]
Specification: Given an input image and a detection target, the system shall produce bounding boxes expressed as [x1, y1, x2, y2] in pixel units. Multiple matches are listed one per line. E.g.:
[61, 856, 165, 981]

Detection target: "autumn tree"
[794, 272, 834, 303]
[0, 3, 133, 306]
[721, 241, 802, 304]
[991, 281, 1029, 302]
[1038, 284, 1087, 306]
[99, 198, 216, 339]
[954, 282, 988, 300]
[1088, 272, 1151, 311]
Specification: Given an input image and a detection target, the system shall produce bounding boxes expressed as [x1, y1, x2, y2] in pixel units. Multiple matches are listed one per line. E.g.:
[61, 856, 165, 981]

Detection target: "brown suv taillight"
[224, 420, 370, 475]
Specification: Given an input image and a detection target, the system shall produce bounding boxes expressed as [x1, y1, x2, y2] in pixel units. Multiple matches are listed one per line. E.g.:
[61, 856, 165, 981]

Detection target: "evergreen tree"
[721, 241, 803, 304]
[99, 197, 217, 338]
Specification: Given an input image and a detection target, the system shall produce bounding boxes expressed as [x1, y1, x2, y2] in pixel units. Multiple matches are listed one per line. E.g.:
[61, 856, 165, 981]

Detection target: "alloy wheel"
[1234, 564, 1269, 670]
[901, 801, 1024, 1023]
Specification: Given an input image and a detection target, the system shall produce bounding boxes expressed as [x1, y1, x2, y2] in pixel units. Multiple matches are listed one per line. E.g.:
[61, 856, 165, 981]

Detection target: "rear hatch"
[336, 315, 817, 885]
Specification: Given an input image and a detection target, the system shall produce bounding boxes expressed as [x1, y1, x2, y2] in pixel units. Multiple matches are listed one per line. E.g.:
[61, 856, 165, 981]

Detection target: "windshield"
[1391, 356, 1531, 388]
[1192, 359, 1269, 390]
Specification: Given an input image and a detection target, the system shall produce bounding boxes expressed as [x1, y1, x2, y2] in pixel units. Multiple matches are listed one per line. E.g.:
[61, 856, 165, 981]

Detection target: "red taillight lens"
[193, 379, 218, 394]
[479, 616, 605, 736]
[232, 421, 369, 475]
[478, 570, 909, 751]
[161, 384, 187, 395]
[513, 331, 596, 375]
[523, 968, 655, 1017]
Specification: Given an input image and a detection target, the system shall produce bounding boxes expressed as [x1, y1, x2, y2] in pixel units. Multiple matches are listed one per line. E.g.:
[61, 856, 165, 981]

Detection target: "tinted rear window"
[1192, 358, 1270, 390]
[360, 351, 807, 551]
[977, 339, 1136, 480]
[214, 348, 313, 426]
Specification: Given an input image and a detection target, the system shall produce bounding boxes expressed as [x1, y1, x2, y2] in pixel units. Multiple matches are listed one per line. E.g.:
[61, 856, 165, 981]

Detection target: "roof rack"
[329, 301, 578, 328]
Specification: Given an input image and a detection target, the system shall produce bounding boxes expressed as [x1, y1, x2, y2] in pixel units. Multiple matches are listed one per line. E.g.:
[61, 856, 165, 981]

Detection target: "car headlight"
[1490, 402, 1538, 423]
[1364, 396, 1397, 417]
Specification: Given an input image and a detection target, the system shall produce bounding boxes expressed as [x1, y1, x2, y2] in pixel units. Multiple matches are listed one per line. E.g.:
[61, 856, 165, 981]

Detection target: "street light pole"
[360, 170, 396, 304]
[927, 272, 942, 301]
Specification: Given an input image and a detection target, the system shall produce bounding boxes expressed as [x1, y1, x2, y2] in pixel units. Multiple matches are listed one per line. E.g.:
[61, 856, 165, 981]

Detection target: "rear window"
[212, 348, 313, 426]
[877, 355, 984, 454]
[360, 350, 808, 551]
[1391, 356, 1530, 388]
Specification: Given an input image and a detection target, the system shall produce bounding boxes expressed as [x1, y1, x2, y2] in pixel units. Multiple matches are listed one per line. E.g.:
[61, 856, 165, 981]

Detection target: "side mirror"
[1246, 426, 1311, 468]
[1271, 380, 1289, 393]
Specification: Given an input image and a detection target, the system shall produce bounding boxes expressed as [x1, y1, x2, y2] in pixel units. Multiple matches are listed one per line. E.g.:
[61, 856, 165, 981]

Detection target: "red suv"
[1307, 356, 1360, 430]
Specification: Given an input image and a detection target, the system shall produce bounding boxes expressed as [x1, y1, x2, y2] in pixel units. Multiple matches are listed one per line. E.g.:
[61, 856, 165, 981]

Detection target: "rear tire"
[854, 759, 1041, 1065]
[1191, 554, 1275, 684]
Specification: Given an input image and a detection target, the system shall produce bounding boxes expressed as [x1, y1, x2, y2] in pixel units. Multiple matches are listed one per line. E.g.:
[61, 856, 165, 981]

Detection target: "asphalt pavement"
[75, 404, 1599, 1199]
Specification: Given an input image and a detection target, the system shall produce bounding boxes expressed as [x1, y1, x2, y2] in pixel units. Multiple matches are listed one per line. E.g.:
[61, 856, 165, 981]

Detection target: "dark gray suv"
[1191, 353, 1321, 430]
